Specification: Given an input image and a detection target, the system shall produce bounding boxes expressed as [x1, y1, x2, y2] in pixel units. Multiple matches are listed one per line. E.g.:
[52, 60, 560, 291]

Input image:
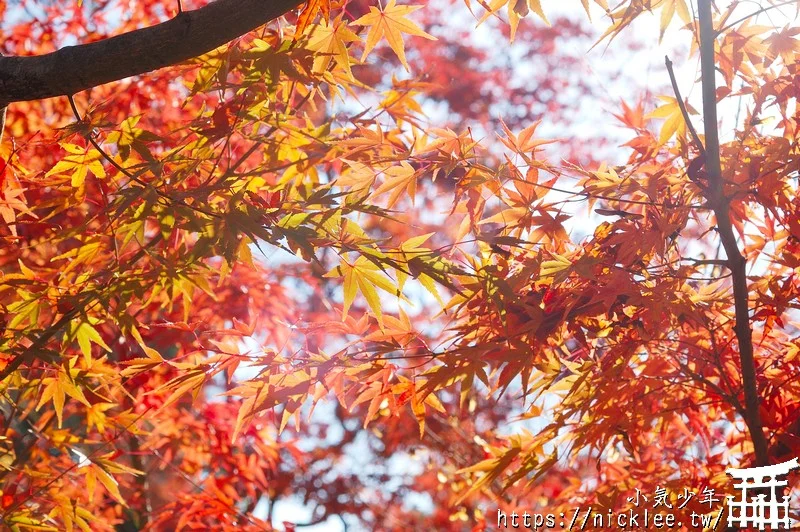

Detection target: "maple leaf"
[0, 170, 35, 237]
[85, 463, 127, 506]
[613, 99, 646, 129]
[392, 232, 444, 305]
[647, 96, 697, 146]
[658, 0, 690, 42]
[764, 26, 800, 65]
[296, 0, 332, 35]
[324, 255, 408, 325]
[36, 362, 92, 428]
[353, 0, 436, 71]
[45, 143, 106, 193]
[306, 17, 360, 79]
[371, 161, 419, 208]
[67, 317, 113, 364]
[479, 0, 549, 40]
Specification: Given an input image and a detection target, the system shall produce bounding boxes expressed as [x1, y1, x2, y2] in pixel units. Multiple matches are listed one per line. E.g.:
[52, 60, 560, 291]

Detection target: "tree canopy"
[1, 0, 800, 529]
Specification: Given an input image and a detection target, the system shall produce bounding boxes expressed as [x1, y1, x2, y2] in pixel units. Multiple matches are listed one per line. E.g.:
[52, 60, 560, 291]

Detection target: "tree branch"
[698, 0, 770, 467]
[682, 258, 729, 267]
[715, 0, 798, 37]
[0, 0, 305, 104]
[665, 55, 705, 156]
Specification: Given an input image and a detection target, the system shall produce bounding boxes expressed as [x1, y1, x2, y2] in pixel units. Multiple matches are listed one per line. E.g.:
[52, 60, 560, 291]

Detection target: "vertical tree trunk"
[697, 0, 770, 467]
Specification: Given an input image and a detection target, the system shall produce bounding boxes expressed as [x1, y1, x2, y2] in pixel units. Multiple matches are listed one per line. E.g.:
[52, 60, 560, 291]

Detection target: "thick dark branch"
[698, 0, 770, 467]
[0, 0, 304, 104]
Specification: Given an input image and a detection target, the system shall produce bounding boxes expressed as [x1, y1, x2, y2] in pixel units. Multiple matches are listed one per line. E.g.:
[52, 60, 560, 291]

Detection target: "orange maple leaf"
[353, 0, 436, 71]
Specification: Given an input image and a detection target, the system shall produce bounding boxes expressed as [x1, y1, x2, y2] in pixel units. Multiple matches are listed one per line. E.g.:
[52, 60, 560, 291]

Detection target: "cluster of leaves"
[1, 0, 799, 529]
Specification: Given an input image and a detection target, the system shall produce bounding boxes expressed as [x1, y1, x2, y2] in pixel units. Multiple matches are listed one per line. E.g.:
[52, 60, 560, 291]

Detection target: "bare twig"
[682, 258, 729, 267]
[715, 0, 798, 36]
[665, 55, 706, 156]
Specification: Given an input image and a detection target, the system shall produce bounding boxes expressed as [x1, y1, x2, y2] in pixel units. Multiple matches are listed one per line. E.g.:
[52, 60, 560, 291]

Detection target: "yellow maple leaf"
[658, 0, 690, 42]
[647, 96, 697, 146]
[353, 0, 436, 71]
[479, 0, 549, 41]
[307, 17, 360, 79]
[36, 363, 92, 428]
[45, 143, 106, 191]
[324, 256, 406, 324]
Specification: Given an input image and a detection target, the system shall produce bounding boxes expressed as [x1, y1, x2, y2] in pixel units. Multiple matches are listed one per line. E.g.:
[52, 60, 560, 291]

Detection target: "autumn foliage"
[1, 0, 799, 529]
